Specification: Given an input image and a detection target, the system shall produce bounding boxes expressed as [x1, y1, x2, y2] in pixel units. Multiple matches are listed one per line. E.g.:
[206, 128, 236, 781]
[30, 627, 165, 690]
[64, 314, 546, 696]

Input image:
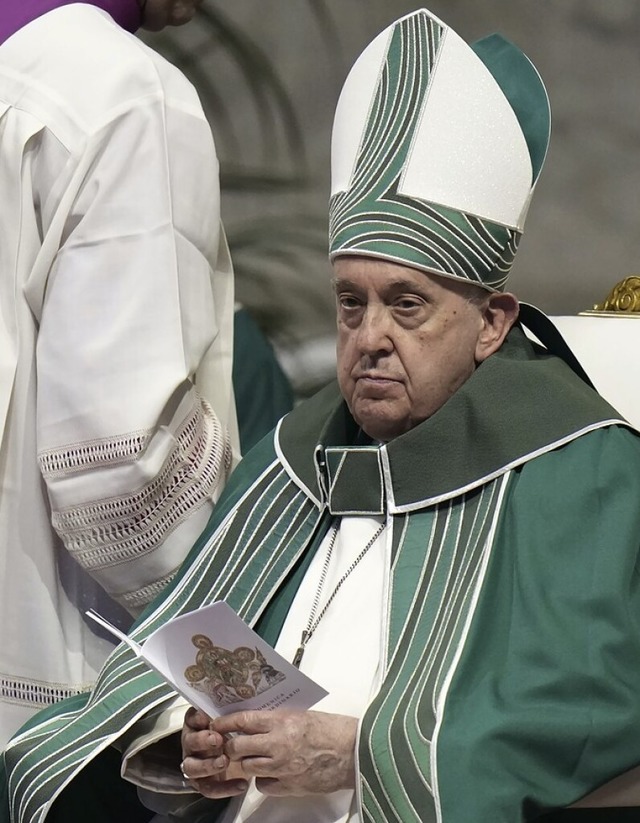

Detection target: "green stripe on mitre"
[329, 17, 445, 256]
[329, 18, 524, 291]
[329, 18, 438, 222]
[472, 34, 550, 182]
[330, 16, 549, 292]
[329, 195, 519, 291]
[350, 15, 441, 196]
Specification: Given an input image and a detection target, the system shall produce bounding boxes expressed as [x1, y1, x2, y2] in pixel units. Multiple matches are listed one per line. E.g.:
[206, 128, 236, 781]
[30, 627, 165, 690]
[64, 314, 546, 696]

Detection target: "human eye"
[336, 292, 363, 311]
[389, 292, 429, 327]
[393, 294, 425, 312]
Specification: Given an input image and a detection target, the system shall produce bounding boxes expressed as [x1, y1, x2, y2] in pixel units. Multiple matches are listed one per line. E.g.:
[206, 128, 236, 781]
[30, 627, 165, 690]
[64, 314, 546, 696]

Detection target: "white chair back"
[550, 315, 640, 429]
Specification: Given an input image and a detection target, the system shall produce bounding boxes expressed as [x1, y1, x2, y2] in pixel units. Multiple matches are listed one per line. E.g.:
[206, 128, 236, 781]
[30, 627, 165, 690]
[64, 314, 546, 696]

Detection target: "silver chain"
[292, 519, 386, 668]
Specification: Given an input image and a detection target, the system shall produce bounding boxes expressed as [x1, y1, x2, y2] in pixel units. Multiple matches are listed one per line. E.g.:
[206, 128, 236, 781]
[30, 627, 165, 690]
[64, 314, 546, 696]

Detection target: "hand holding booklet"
[87, 602, 328, 718]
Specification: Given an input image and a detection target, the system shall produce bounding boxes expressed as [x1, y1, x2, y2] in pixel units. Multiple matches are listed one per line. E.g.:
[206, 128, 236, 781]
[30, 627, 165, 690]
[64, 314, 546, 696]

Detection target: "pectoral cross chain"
[291, 521, 385, 669]
[292, 630, 310, 668]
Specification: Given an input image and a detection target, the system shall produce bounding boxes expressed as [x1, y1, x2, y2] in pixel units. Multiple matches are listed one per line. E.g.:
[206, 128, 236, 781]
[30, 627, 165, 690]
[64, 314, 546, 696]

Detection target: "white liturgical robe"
[0, 4, 238, 743]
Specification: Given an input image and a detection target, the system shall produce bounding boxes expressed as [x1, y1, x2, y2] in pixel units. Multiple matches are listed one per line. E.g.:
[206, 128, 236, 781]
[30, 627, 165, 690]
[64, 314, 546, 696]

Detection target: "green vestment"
[4, 329, 640, 823]
[232, 307, 293, 454]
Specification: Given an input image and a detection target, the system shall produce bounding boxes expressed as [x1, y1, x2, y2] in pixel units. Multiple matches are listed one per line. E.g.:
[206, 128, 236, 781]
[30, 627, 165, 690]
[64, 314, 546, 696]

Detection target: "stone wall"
[147, 1, 640, 381]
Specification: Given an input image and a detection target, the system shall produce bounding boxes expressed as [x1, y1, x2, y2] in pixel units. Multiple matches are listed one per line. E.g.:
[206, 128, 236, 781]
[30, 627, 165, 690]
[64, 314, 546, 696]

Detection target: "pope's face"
[334, 257, 493, 442]
[139, 0, 203, 31]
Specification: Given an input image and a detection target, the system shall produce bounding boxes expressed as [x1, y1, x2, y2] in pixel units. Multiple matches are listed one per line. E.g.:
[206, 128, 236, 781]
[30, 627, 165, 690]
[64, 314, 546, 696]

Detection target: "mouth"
[354, 374, 403, 398]
[356, 373, 400, 384]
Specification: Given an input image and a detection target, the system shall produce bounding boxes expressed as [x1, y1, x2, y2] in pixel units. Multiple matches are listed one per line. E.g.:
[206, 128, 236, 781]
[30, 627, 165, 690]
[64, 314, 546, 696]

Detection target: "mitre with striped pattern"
[329, 8, 551, 291]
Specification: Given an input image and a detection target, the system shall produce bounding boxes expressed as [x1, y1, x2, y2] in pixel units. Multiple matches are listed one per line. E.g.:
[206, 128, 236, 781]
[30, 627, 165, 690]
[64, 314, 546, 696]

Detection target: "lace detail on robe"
[119, 571, 177, 613]
[39, 397, 232, 608]
[1, 673, 91, 709]
[39, 430, 151, 476]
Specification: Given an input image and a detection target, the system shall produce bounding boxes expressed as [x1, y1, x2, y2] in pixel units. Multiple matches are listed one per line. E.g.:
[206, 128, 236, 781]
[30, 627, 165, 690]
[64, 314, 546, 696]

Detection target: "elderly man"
[5, 8, 640, 823]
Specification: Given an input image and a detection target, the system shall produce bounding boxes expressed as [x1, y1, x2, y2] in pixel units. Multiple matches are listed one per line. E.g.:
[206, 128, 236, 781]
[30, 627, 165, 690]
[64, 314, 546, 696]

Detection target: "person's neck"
[0, 0, 142, 46]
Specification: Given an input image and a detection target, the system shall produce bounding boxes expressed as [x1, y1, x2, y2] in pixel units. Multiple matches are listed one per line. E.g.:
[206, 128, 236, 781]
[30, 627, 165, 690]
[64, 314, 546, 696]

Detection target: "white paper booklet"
[87, 602, 328, 718]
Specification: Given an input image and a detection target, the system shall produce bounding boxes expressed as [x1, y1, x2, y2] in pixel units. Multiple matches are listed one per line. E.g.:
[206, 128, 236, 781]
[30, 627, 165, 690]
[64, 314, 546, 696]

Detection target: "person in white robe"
[0, 0, 239, 745]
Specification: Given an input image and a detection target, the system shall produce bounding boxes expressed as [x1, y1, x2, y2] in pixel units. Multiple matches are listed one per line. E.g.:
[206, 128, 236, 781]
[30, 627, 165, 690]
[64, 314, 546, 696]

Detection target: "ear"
[474, 292, 519, 363]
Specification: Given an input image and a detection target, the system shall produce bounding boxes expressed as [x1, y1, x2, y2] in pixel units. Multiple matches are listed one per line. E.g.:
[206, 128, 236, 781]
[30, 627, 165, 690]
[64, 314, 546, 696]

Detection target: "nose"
[355, 304, 394, 357]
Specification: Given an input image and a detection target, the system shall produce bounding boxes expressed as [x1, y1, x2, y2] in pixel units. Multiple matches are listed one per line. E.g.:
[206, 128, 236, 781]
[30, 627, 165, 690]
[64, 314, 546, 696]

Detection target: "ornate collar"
[277, 328, 627, 514]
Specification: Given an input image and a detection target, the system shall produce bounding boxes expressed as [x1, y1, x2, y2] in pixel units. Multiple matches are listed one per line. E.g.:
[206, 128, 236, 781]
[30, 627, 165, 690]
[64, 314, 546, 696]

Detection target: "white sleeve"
[119, 696, 191, 794]
[120, 698, 224, 818]
[35, 92, 235, 614]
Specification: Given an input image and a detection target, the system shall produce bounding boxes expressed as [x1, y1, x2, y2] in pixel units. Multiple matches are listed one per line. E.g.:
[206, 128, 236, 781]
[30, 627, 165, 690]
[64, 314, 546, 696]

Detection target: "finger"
[182, 729, 225, 759]
[184, 706, 212, 731]
[224, 733, 272, 762]
[181, 753, 229, 781]
[211, 710, 274, 737]
[192, 776, 249, 799]
[233, 755, 276, 778]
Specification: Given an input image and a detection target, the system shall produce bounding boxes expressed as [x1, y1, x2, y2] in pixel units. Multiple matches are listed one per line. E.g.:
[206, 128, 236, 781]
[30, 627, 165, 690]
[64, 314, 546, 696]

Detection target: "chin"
[170, 2, 197, 25]
[357, 416, 406, 442]
[169, 12, 193, 25]
[352, 404, 404, 442]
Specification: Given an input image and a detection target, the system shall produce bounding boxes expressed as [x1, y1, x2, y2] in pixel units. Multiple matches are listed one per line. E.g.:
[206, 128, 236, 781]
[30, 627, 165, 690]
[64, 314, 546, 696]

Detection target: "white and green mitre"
[329, 8, 550, 291]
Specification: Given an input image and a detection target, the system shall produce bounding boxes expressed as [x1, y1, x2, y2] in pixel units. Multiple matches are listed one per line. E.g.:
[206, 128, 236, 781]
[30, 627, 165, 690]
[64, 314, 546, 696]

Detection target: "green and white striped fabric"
[5, 329, 640, 823]
[359, 477, 510, 821]
[5, 451, 324, 822]
[329, 9, 550, 291]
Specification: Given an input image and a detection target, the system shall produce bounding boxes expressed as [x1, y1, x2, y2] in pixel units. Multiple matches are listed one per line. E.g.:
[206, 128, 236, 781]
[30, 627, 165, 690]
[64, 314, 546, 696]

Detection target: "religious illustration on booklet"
[185, 634, 286, 708]
[87, 601, 328, 718]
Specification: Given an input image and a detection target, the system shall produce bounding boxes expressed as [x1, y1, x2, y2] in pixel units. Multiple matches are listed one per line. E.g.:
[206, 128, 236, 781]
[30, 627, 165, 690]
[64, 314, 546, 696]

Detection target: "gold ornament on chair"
[591, 276, 640, 314]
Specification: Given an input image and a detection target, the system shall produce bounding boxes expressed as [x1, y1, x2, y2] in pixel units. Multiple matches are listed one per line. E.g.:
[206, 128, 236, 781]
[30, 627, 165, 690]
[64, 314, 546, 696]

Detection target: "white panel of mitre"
[330, 25, 392, 196]
[400, 28, 533, 231]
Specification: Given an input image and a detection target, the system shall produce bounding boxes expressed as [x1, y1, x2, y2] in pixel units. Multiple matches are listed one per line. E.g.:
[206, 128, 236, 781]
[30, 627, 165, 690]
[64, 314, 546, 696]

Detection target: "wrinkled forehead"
[331, 254, 489, 303]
